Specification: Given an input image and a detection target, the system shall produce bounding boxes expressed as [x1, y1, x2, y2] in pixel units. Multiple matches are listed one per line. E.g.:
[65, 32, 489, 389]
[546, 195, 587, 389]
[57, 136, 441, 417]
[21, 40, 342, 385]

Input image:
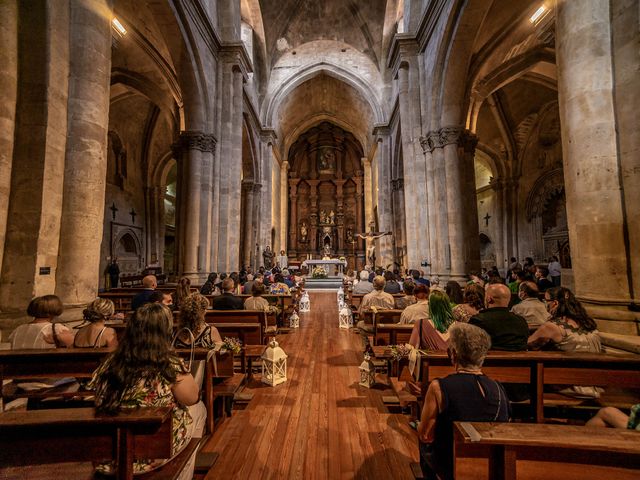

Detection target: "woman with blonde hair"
[74, 298, 118, 349]
[175, 293, 222, 348]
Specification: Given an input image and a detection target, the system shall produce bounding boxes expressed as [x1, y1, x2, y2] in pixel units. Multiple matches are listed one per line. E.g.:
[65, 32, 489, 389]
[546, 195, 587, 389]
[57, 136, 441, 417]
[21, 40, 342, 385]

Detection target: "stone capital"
[460, 130, 479, 153]
[425, 130, 444, 151]
[391, 178, 404, 192]
[175, 131, 217, 153]
[440, 126, 464, 146]
[489, 177, 504, 191]
[220, 42, 253, 80]
[260, 127, 277, 145]
[252, 183, 263, 193]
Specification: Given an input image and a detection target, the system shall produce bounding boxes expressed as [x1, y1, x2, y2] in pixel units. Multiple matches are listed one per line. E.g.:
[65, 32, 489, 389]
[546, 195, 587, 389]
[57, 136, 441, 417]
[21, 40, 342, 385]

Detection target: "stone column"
[396, 63, 422, 270]
[556, 0, 639, 329]
[355, 176, 365, 266]
[0, 0, 18, 275]
[258, 131, 275, 258]
[426, 131, 449, 277]
[279, 161, 289, 252]
[173, 132, 215, 281]
[241, 180, 255, 268]
[55, 0, 111, 306]
[250, 183, 262, 269]
[420, 136, 439, 275]
[361, 157, 374, 231]
[0, 0, 69, 311]
[460, 130, 481, 273]
[288, 179, 299, 253]
[489, 177, 506, 274]
[226, 66, 244, 271]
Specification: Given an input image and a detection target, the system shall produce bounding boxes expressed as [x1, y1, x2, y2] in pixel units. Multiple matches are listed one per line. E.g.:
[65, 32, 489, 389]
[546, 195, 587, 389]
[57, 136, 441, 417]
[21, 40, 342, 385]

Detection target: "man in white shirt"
[511, 281, 549, 328]
[357, 276, 395, 348]
[399, 284, 430, 324]
[353, 270, 374, 294]
[548, 256, 562, 286]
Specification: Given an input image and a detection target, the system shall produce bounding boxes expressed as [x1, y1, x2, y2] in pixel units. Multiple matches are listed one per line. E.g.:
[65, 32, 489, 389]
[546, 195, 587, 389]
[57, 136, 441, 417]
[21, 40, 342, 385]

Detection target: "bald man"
[469, 283, 528, 351]
[131, 275, 158, 311]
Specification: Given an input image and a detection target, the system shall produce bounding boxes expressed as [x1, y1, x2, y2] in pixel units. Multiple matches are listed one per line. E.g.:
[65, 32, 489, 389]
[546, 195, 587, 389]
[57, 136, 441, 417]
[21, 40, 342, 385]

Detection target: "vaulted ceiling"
[258, 0, 389, 68]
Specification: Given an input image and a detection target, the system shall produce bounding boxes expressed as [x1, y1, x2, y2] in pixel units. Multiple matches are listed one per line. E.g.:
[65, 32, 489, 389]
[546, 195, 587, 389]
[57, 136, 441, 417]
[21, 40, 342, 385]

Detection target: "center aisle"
[202, 291, 419, 479]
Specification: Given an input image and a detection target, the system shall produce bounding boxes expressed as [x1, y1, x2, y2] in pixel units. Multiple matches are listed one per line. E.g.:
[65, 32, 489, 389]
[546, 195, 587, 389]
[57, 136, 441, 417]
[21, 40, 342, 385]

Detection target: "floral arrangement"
[222, 337, 242, 355]
[312, 266, 328, 279]
[389, 344, 411, 361]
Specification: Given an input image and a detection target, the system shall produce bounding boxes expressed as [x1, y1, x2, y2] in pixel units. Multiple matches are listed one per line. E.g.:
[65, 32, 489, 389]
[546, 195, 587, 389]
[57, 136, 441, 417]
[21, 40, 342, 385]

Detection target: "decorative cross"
[109, 202, 118, 220]
[130, 208, 137, 224]
[484, 212, 492, 227]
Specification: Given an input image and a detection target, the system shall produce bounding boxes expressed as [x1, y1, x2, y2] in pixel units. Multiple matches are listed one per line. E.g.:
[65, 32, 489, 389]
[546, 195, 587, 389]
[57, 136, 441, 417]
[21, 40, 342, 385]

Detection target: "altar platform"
[301, 258, 347, 277]
[304, 277, 343, 290]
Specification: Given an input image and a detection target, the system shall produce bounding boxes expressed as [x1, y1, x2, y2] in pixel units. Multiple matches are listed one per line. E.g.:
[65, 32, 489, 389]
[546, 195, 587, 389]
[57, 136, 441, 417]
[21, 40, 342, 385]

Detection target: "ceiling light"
[530, 5, 546, 24]
[112, 17, 127, 35]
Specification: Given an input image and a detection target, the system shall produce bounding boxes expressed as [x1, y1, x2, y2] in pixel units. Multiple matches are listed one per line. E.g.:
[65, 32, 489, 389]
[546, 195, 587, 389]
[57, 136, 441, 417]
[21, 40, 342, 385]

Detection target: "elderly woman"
[244, 283, 271, 310]
[74, 297, 118, 349]
[417, 323, 510, 480]
[175, 293, 222, 348]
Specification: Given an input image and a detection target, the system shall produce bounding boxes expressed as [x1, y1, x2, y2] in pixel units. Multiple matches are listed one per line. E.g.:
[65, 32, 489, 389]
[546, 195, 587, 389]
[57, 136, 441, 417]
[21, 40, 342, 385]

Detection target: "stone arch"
[262, 62, 385, 129]
[111, 228, 144, 274]
[525, 168, 565, 222]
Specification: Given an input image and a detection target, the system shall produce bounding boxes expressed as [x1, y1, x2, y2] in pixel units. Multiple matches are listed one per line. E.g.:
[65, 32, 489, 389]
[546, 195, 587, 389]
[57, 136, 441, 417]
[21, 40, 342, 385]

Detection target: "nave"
[201, 290, 419, 479]
[199, 292, 638, 480]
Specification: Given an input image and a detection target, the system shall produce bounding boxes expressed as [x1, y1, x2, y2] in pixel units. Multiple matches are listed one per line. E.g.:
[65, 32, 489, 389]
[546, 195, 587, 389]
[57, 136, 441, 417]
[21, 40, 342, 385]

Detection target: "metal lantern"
[339, 305, 353, 329]
[289, 311, 300, 329]
[299, 291, 311, 313]
[359, 353, 376, 388]
[337, 286, 345, 305]
[261, 339, 288, 386]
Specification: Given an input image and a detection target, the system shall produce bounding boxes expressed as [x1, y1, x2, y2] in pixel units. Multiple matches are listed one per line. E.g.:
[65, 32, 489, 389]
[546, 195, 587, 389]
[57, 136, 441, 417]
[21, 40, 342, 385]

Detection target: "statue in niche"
[320, 209, 328, 224]
[262, 245, 274, 269]
[329, 210, 335, 224]
[346, 227, 354, 244]
[300, 222, 308, 243]
[323, 243, 332, 259]
[318, 147, 335, 173]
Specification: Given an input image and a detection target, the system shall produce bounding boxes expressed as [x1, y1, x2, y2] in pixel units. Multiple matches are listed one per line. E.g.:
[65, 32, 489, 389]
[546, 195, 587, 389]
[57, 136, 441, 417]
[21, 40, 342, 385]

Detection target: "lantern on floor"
[299, 291, 311, 313]
[339, 305, 353, 329]
[289, 311, 300, 329]
[359, 353, 376, 388]
[337, 286, 345, 305]
[261, 339, 288, 386]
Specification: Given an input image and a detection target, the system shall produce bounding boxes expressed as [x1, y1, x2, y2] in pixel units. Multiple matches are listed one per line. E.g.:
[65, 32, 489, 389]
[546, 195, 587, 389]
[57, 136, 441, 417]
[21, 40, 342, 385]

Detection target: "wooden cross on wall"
[109, 202, 118, 220]
[484, 213, 491, 227]
[130, 208, 137, 224]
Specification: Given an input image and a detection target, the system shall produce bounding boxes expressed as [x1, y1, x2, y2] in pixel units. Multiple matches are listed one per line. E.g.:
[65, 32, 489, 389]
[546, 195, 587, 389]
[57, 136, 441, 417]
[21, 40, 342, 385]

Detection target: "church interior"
[0, 0, 639, 479]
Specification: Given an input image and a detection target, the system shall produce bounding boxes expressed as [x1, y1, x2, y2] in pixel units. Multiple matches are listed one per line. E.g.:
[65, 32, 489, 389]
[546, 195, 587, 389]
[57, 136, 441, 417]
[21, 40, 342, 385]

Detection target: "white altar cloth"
[302, 259, 347, 277]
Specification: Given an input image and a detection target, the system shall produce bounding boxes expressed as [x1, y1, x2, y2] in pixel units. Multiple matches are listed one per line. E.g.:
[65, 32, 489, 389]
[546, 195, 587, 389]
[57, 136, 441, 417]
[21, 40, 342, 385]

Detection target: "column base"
[580, 300, 640, 336]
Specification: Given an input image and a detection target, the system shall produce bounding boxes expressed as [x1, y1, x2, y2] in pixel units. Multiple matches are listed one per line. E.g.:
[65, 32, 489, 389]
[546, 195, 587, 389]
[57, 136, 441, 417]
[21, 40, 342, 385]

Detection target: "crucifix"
[109, 202, 118, 220]
[130, 208, 137, 224]
[484, 212, 491, 227]
[356, 222, 392, 267]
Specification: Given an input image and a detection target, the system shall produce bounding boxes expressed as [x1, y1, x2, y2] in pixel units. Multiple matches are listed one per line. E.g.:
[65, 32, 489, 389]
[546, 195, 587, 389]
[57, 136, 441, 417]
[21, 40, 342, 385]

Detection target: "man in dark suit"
[131, 275, 157, 311]
[212, 278, 244, 310]
[469, 283, 528, 351]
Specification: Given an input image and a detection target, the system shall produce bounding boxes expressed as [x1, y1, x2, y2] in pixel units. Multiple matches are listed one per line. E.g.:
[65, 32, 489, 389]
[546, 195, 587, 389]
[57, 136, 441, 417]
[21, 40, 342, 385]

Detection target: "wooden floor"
[202, 291, 419, 479]
[202, 291, 640, 480]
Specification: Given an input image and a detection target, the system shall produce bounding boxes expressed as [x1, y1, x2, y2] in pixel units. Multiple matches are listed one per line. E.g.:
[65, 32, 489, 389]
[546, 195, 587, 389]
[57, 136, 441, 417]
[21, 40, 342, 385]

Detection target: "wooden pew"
[205, 310, 267, 345]
[412, 350, 640, 423]
[0, 406, 202, 480]
[375, 323, 414, 346]
[0, 348, 234, 434]
[453, 421, 640, 480]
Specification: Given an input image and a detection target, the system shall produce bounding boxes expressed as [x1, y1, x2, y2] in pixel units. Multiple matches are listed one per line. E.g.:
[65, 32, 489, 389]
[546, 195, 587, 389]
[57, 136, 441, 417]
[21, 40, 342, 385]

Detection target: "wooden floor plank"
[202, 291, 418, 479]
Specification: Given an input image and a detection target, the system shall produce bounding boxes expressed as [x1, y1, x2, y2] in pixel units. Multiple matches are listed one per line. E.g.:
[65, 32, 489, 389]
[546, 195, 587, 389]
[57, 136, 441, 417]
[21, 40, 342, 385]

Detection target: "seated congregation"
[1, 267, 302, 479]
[345, 265, 639, 479]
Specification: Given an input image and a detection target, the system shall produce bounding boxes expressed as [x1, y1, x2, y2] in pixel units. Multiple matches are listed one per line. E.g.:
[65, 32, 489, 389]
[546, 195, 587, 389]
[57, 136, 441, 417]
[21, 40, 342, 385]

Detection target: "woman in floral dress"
[90, 303, 206, 478]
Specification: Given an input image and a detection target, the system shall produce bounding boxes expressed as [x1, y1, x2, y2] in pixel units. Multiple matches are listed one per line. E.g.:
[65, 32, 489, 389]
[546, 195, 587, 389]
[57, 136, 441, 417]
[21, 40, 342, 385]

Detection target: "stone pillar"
[0, 0, 18, 275]
[556, 0, 640, 329]
[241, 180, 255, 268]
[396, 64, 422, 270]
[173, 132, 215, 281]
[460, 130, 481, 273]
[355, 176, 365, 266]
[258, 130, 275, 260]
[279, 161, 289, 253]
[250, 183, 262, 269]
[0, 0, 69, 311]
[425, 131, 449, 277]
[361, 157, 374, 231]
[288, 179, 299, 253]
[489, 177, 506, 274]
[55, 0, 111, 306]
[226, 67, 244, 271]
